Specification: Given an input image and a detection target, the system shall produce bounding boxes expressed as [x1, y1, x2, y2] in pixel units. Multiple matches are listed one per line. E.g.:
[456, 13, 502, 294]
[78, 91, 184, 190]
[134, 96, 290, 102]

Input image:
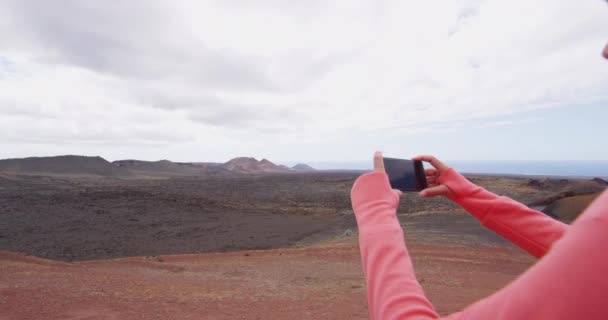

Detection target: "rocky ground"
[0, 172, 357, 261]
[0, 171, 605, 319]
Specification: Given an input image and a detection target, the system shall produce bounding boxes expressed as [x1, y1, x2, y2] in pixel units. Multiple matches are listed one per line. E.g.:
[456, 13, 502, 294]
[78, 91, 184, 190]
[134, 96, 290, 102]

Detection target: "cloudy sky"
[1, 0, 607, 164]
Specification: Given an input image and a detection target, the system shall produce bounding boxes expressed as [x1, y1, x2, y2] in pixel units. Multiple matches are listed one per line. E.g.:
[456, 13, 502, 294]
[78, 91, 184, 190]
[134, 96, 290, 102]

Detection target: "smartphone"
[383, 157, 428, 192]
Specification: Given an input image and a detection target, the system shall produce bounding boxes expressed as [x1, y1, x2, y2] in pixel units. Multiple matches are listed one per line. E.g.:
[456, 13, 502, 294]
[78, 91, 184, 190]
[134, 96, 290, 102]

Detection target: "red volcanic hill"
[223, 157, 291, 173]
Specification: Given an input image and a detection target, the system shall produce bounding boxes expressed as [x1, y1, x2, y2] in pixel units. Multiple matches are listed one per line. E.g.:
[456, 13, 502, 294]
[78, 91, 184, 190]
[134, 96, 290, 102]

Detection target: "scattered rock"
[338, 210, 353, 216]
[527, 179, 547, 189]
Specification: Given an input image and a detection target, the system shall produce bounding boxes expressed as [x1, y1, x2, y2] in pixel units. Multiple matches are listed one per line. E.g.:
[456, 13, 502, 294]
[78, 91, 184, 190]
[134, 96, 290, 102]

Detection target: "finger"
[414, 155, 446, 170]
[427, 177, 437, 185]
[413, 155, 448, 171]
[424, 168, 437, 176]
[419, 185, 451, 198]
[373, 151, 385, 173]
[393, 190, 402, 197]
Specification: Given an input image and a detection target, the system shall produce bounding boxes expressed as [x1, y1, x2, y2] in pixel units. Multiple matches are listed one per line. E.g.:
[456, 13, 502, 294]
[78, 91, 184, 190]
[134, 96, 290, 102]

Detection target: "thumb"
[419, 185, 451, 198]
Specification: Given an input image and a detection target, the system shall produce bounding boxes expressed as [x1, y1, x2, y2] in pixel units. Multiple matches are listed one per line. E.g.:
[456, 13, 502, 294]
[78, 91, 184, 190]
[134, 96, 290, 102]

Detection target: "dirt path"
[1, 238, 534, 320]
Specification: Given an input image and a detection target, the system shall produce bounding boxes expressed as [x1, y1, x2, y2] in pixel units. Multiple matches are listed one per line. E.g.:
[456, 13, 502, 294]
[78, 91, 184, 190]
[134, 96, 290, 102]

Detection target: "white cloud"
[0, 0, 607, 161]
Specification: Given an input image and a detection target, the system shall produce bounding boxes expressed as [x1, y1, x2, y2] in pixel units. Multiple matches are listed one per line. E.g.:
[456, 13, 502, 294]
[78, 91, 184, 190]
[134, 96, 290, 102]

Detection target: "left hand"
[373, 151, 402, 196]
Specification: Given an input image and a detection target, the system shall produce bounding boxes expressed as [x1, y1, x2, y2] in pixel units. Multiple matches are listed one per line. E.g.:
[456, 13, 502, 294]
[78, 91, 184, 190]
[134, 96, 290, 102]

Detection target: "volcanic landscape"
[1, 155, 605, 319]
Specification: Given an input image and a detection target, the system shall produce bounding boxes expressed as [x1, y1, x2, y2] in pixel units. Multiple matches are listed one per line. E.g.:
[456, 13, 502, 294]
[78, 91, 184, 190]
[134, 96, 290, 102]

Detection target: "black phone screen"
[383, 157, 428, 192]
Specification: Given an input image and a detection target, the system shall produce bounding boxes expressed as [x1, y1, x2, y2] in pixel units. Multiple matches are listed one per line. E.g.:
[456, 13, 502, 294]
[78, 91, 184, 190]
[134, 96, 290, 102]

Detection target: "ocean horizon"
[287, 160, 608, 178]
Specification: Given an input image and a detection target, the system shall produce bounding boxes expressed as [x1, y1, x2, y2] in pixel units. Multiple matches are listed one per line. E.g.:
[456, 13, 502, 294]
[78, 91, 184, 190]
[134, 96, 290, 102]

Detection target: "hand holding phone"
[382, 157, 428, 192]
[412, 155, 455, 198]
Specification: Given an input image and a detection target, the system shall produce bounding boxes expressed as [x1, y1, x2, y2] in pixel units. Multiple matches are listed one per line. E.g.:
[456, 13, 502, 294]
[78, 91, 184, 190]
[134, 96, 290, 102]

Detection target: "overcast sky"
[1, 0, 607, 163]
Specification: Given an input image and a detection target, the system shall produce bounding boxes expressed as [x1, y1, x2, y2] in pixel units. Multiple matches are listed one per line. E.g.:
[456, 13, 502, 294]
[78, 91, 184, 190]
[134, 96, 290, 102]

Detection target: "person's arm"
[455, 190, 608, 319]
[353, 152, 608, 319]
[437, 168, 568, 258]
[351, 171, 440, 320]
[414, 155, 568, 259]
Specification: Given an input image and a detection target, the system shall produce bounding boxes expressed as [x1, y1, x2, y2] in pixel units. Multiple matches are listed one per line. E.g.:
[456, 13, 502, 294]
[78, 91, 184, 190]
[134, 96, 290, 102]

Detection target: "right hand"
[412, 155, 455, 199]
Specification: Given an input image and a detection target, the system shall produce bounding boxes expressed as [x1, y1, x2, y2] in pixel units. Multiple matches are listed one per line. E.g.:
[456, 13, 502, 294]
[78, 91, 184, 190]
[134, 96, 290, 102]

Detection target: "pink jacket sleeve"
[437, 168, 569, 258]
[351, 172, 440, 320]
[351, 171, 608, 320]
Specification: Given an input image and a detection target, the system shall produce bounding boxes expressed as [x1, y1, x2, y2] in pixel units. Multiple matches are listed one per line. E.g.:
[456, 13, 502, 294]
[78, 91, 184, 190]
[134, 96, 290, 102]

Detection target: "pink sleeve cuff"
[350, 172, 401, 232]
[351, 172, 400, 210]
[437, 167, 480, 199]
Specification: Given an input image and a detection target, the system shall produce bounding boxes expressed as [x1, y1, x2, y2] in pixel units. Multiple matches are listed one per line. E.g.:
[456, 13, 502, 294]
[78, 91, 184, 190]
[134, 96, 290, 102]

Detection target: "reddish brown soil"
[1, 238, 534, 320]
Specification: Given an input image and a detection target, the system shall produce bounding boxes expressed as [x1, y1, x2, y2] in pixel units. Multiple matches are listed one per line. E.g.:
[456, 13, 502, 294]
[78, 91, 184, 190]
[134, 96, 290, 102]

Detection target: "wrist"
[436, 168, 479, 199]
[350, 172, 400, 222]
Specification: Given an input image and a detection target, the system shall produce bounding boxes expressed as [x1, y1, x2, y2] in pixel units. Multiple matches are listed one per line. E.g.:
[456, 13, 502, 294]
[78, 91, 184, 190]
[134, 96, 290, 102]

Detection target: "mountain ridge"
[0, 155, 309, 177]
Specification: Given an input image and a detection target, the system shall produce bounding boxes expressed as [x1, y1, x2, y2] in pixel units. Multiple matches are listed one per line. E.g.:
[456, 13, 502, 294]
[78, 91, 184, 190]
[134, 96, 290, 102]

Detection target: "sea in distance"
[295, 160, 608, 179]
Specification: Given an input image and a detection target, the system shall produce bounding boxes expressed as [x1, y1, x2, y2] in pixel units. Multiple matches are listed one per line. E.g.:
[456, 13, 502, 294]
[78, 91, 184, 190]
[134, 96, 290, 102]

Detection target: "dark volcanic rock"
[0, 171, 358, 261]
[526, 179, 547, 189]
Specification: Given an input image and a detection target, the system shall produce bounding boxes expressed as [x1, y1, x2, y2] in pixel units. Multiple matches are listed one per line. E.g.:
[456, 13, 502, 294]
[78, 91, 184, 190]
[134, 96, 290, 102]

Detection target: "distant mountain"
[292, 163, 315, 172]
[112, 159, 211, 176]
[0, 155, 123, 177]
[592, 177, 608, 185]
[223, 157, 291, 173]
[0, 155, 293, 177]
